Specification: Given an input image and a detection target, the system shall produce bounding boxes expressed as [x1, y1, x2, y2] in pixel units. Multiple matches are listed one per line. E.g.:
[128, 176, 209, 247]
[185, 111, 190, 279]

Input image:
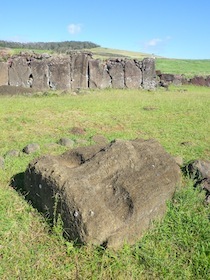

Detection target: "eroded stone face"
[48, 56, 71, 90]
[142, 58, 157, 90]
[24, 139, 181, 249]
[70, 53, 90, 89]
[0, 62, 8, 86]
[2, 54, 159, 90]
[124, 60, 142, 88]
[88, 59, 111, 89]
[107, 60, 125, 88]
[30, 59, 48, 90]
[9, 57, 31, 87]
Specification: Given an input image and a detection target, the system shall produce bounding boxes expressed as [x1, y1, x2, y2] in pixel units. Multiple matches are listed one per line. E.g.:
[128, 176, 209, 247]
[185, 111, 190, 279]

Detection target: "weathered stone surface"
[0, 62, 8, 86]
[23, 143, 40, 154]
[9, 57, 31, 87]
[107, 60, 125, 88]
[70, 127, 86, 135]
[124, 60, 142, 88]
[185, 160, 210, 180]
[24, 139, 181, 248]
[205, 76, 210, 87]
[142, 58, 157, 90]
[184, 159, 210, 203]
[30, 59, 48, 90]
[48, 56, 71, 90]
[88, 59, 111, 89]
[5, 150, 20, 157]
[71, 53, 89, 89]
[58, 138, 74, 148]
[3, 53, 210, 91]
[190, 76, 207, 86]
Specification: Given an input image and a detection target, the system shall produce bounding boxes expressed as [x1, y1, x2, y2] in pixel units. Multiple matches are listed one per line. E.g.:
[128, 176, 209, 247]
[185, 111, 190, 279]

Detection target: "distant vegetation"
[0, 40, 100, 53]
[1, 40, 210, 77]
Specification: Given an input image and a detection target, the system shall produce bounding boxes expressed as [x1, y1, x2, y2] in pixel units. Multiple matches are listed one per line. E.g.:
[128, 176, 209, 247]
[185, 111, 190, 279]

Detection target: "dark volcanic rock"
[9, 57, 31, 88]
[88, 59, 111, 89]
[124, 60, 142, 88]
[48, 56, 71, 90]
[142, 58, 157, 90]
[189, 76, 207, 86]
[5, 150, 20, 157]
[71, 53, 90, 89]
[24, 139, 181, 249]
[184, 159, 210, 202]
[70, 127, 86, 135]
[30, 59, 49, 90]
[58, 138, 74, 148]
[107, 60, 125, 88]
[23, 143, 40, 154]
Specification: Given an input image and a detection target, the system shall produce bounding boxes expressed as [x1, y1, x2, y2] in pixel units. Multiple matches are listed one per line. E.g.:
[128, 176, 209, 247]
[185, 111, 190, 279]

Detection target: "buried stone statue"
[24, 138, 181, 249]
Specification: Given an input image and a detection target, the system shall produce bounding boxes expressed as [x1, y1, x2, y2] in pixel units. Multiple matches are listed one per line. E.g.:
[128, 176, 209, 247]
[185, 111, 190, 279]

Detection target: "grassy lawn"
[156, 58, 210, 77]
[0, 86, 209, 279]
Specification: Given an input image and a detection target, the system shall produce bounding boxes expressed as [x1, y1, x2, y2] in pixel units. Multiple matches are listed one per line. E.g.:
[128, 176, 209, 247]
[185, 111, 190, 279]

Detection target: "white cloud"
[67, 24, 82, 35]
[146, 38, 162, 47]
[142, 36, 171, 54]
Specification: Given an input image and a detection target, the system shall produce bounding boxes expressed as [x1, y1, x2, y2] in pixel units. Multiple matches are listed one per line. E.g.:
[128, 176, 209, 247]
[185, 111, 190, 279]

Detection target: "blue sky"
[1, 0, 210, 59]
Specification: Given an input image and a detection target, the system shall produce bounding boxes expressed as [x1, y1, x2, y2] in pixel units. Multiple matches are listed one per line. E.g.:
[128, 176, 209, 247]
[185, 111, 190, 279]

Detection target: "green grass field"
[0, 86, 209, 279]
[156, 58, 210, 78]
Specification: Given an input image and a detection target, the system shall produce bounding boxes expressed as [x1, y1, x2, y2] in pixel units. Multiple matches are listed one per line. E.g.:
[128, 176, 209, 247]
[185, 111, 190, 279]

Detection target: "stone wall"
[156, 71, 210, 88]
[0, 52, 157, 90]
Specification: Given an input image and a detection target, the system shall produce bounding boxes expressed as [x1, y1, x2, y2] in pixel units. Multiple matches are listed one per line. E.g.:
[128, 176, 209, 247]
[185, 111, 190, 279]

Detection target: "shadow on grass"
[10, 171, 88, 249]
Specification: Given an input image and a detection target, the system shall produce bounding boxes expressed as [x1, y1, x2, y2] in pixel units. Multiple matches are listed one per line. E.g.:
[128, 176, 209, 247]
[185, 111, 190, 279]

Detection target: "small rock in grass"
[70, 127, 86, 135]
[58, 138, 74, 148]
[5, 150, 20, 157]
[23, 143, 40, 154]
[143, 106, 158, 111]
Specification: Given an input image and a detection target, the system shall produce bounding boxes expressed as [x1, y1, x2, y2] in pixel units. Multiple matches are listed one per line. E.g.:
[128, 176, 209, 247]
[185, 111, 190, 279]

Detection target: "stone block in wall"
[48, 56, 71, 90]
[88, 59, 111, 89]
[190, 76, 207, 86]
[124, 60, 142, 88]
[71, 53, 89, 89]
[205, 76, 210, 87]
[0, 62, 8, 86]
[142, 58, 157, 90]
[107, 60, 125, 88]
[30, 59, 49, 90]
[9, 57, 31, 87]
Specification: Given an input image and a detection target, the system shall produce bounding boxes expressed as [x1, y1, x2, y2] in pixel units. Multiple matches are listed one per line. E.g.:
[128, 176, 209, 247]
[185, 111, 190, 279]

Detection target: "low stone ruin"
[156, 71, 210, 88]
[24, 138, 181, 249]
[0, 52, 157, 90]
[184, 159, 210, 203]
